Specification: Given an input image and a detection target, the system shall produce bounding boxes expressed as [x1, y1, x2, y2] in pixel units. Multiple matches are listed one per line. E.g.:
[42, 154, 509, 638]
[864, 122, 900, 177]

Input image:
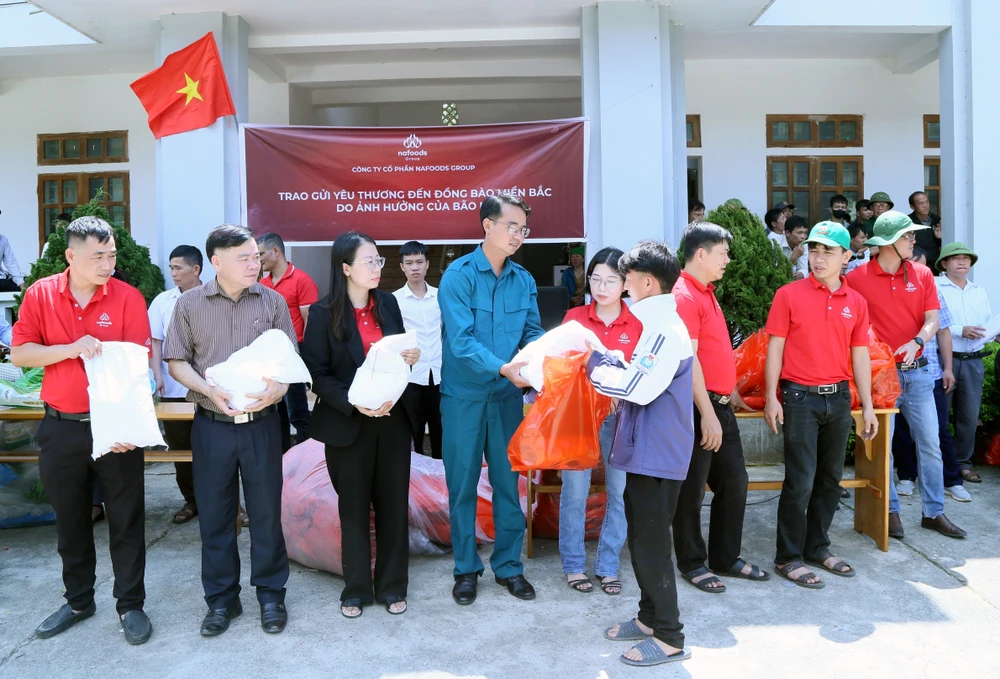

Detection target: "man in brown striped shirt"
[164, 224, 297, 637]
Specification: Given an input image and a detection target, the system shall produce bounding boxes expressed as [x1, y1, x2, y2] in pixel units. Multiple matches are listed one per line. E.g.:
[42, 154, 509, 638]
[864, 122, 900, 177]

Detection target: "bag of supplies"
[347, 330, 417, 410]
[205, 329, 312, 412]
[511, 321, 605, 392]
[84, 342, 165, 459]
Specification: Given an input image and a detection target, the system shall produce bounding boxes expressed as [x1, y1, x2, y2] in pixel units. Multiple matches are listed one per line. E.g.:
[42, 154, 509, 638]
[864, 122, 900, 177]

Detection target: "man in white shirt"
[785, 217, 809, 280]
[846, 224, 871, 273]
[0, 210, 25, 291]
[149, 245, 203, 523]
[936, 242, 993, 484]
[393, 241, 443, 459]
[765, 208, 791, 258]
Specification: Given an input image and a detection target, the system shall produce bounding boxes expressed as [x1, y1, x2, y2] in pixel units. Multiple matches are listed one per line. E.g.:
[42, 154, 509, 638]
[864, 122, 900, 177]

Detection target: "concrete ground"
[3, 464, 1000, 679]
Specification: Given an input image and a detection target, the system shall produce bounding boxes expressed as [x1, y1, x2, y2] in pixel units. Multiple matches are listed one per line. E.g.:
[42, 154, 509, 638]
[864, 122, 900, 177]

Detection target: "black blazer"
[301, 290, 416, 448]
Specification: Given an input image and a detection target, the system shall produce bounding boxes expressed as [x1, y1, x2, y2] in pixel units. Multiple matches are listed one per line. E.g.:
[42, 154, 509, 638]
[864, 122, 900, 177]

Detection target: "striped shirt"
[163, 278, 297, 413]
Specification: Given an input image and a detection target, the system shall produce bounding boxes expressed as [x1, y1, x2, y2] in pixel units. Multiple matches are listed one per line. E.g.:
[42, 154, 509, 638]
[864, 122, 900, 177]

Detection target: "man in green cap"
[764, 222, 877, 588]
[723, 198, 746, 211]
[847, 211, 966, 539]
[862, 192, 893, 238]
[560, 244, 587, 307]
[936, 242, 994, 484]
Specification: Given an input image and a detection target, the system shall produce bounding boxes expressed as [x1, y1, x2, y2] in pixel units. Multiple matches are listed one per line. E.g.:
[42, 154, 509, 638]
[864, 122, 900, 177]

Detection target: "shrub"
[980, 343, 999, 429]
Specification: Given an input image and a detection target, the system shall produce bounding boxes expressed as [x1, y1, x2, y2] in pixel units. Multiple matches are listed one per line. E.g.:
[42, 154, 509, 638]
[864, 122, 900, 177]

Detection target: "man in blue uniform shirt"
[439, 193, 544, 605]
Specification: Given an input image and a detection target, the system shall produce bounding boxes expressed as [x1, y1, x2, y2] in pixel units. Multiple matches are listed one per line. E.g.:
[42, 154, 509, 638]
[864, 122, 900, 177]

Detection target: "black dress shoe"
[201, 599, 243, 637]
[921, 514, 967, 538]
[35, 602, 96, 639]
[121, 610, 153, 645]
[495, 574, 536, 600]
[888, 512, 905, 539]
[260, 602, 287, 634]
[453, 574, 479, 605]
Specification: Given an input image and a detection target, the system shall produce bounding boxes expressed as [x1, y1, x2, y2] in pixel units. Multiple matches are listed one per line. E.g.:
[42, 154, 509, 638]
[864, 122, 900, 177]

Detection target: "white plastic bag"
[348, 330, 417, 410]
[84, 342, 166, 460]
[511, 321, 604, 392]
[205, 329, 312, 412]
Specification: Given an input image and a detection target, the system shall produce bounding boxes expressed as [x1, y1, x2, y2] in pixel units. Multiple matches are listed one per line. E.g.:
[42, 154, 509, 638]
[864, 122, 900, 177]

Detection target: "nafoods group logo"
[399, 134, 428, 159]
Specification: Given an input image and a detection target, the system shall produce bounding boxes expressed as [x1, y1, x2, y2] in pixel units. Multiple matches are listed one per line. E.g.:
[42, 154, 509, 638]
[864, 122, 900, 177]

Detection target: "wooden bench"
[526, 408, 896, 557]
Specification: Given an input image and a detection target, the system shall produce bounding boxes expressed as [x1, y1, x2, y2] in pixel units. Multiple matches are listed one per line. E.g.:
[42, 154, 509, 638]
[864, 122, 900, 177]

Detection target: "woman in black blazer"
[301, 231, 419, 618]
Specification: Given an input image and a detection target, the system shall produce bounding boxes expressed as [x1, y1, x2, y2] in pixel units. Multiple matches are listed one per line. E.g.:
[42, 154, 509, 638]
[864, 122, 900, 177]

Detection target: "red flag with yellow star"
[130, 33, 236, 139]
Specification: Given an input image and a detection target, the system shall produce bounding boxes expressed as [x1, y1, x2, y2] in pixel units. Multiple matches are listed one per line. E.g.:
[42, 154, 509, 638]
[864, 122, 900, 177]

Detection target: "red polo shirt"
[13, 270, 152, 413]
[260, 264, 319, 343]
[563, 301, 643, 362]
[846, 258, 939, 360]
[354, 297, 383, 356]
[765, 275, 870, 385]
[672, 271, 737, 395]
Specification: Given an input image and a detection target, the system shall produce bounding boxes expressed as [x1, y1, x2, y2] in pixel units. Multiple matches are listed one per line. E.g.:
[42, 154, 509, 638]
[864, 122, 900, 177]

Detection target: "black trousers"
[404, 376, 442, 459]
[0, 277, 19, 292]
[162, 397, 195, 504]
[673, 401, 749, 574]
[282, 382, 311, 446]
[37, 415, 146, 614]
[624, 472, 685, 649]
[775, 387, 853, 564]
[191, 410, 288, 609]
[325, 410, 411, 605]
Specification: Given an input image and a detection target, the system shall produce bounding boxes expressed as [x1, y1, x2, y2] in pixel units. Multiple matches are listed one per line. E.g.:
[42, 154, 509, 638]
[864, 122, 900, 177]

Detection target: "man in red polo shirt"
[765, 222, 877, 589]
[847, 211, 965, 540]
[258, 232, 318, 448]
[12, 216, 154, 644]
[671, 222, 766, 594]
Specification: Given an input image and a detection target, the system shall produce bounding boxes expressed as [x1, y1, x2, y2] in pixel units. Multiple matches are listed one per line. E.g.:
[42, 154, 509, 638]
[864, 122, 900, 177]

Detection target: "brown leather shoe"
[921, 514, 967, 538]
[888, 512, 904, 539]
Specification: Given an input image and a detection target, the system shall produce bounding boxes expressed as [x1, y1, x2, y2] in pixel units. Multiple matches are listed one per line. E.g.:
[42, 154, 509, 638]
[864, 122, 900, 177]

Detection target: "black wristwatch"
[913, 337, 925, 348]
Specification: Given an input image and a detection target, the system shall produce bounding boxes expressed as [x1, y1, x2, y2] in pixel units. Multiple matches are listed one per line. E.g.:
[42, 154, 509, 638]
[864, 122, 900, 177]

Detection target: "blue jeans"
[558, 416, 627, 577]
[888, 367, 945, 519]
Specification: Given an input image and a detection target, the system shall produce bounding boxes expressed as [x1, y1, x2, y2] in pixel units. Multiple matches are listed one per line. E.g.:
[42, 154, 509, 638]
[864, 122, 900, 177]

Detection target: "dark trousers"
[326, 410, 411, 604]
[404, 376, 442, 459]
[191, 410, 288, 609]
[775, 388, 853, 564]
[0, 277, 19, 292]
[283, 382, 311, 445]
[673, 402, 749, 574]
[894, 378, 962, 488]
[624, 472, 685, 649]
[949, 356, 985, 470]
[37, 415, 146, 614]
[162, 397, 195, 504]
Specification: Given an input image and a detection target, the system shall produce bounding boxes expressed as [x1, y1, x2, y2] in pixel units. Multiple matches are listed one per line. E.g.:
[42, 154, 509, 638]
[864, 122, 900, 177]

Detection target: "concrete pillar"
[581, 3, 687, 256]
[940, 0, 1000, 292]
[155, 13, 249, 278]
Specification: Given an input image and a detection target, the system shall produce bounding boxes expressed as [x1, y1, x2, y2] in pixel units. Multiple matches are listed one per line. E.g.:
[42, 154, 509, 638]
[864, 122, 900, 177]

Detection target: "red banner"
[242, 120, 586, 243]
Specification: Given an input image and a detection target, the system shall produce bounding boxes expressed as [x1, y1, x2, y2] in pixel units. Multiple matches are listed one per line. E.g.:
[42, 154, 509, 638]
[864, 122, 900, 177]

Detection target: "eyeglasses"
[351, 256, 386, 271]
[589, 275, 623, 289]
[900, 232, 917, 242]
[493, 220, 531, 238]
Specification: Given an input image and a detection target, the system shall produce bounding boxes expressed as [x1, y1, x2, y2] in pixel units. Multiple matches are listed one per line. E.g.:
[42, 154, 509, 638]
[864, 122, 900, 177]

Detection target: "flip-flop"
[604, 618, 650, 641]
[172, 502, 198, 524]
[805, 551, 856, 578]
[341, 600, 363, 619]
[681, 566, 726, 593]
[567, 577, 593, 593]
[711, 557, 770, 582]
[600, 578, 622, 596]
[961, 470, 982, 483]
[619, 639, 691, 667]
[774, 560, 825, 589]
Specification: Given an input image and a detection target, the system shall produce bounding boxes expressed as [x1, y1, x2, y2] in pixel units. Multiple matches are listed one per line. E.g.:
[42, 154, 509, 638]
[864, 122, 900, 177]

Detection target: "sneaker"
[896, 480, 915, 496]
[946, 485, 972, 502]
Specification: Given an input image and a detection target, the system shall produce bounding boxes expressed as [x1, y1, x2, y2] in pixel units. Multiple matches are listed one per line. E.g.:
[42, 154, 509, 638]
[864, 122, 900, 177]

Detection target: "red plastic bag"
[530, 467, 608, 540]
[985, 433, 1000, 466]
[734, 330, 770, 410]
[508, 351, 612, 471]
[848, 329, 901, 409]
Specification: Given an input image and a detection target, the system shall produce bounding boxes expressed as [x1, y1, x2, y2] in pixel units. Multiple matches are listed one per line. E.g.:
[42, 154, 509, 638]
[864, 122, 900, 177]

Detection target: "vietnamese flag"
[130, 33, 236, 139]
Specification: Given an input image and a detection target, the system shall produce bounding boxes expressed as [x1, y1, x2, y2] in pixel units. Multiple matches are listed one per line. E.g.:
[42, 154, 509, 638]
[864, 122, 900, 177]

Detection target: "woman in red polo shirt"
[300, 232, 420, 618]
[558, 247, 643, 595]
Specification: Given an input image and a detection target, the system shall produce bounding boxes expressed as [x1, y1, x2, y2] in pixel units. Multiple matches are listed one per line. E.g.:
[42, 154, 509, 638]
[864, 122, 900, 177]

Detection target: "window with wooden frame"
[767, 156, 863, 225]
[924, 156, 941, 215]
[38, 172, 130, 250]
[923, 115, 940, 149]
[37, 131, 128, 166]
[766, 115, 863, 148]
[686, 115, 701, 148]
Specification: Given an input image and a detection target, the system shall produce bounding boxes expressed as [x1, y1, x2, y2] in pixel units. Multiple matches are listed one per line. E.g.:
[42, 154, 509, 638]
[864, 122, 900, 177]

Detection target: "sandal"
[681, 566, 726, 594]
[774, 560, 825, 589]
[604, 618, 650, 642]
[341, 599, 363, 619]
[711, 557, 770, 582]
[172, 502, 198, 524]
[600, 578, 622, 596]
[805, 550, 855, 578]
[620, 639, 691, 667]
[567, 577, 593, 593]
[961, 469, 982, 483]
[384, 596, 407, 615]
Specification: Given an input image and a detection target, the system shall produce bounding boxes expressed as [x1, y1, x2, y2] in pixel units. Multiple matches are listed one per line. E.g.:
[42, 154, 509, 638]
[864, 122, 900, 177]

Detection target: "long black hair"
[326, 231, 386, 341]
[584, 246, 625, 297]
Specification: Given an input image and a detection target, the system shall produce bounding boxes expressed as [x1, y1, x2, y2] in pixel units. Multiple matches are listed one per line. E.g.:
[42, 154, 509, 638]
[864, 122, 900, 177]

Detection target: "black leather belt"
[196, 404, 276, 424]
[897, 357, 929, 372]
[954, 351, 988, 361]
[44, 405, 90, 422]
[708, 392, 731, 406]
[780, 380, 849, 395]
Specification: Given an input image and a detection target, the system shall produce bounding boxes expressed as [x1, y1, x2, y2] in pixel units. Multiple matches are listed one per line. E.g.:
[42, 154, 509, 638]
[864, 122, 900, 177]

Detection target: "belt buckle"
[817, 384, 836, 395]
[234, 412, 250, 424]
[717, 395, 731, 405]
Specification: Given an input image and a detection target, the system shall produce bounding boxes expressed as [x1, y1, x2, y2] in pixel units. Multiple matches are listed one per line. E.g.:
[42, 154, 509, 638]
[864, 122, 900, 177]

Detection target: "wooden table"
[525, 408, 897, 557]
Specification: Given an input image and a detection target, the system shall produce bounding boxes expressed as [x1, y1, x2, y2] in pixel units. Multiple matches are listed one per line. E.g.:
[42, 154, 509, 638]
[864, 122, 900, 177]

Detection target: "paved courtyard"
[3, 463, 1000, 679]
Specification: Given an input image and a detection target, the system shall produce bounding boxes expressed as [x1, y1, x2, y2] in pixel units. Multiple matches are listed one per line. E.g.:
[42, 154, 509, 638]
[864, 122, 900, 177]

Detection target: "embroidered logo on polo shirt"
[636, 352, 658, 375]
[841, 306, 853, 319]
[618, 333, 630, 344]
[905, 282, 917, 293]
[97, 312, 112, 328]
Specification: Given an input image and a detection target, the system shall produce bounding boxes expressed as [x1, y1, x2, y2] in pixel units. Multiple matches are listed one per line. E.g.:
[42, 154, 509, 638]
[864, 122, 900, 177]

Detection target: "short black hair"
[764, 208, 783, 230]
[55, 212, 73, 223]
[480, 192, 531, 227]
[688, 200, 705, 213]
[169, 245, 203, 270]
[256, 232, 285, 255]
[681, 222, 731, 261]
[830, 194, 848, 208]
[848, 223, 867, 240]
[206, 224, 254, 260]
[618, 240, 680, 293]
[66, 216, 114, 247]
[912, 245, 927, 262]
[855, 199, 871, 211]
[584, 246, 625, 296]
[785, 216, 809, 234]
[908, 191, 928, 208]
[399, 241, 429, 261]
